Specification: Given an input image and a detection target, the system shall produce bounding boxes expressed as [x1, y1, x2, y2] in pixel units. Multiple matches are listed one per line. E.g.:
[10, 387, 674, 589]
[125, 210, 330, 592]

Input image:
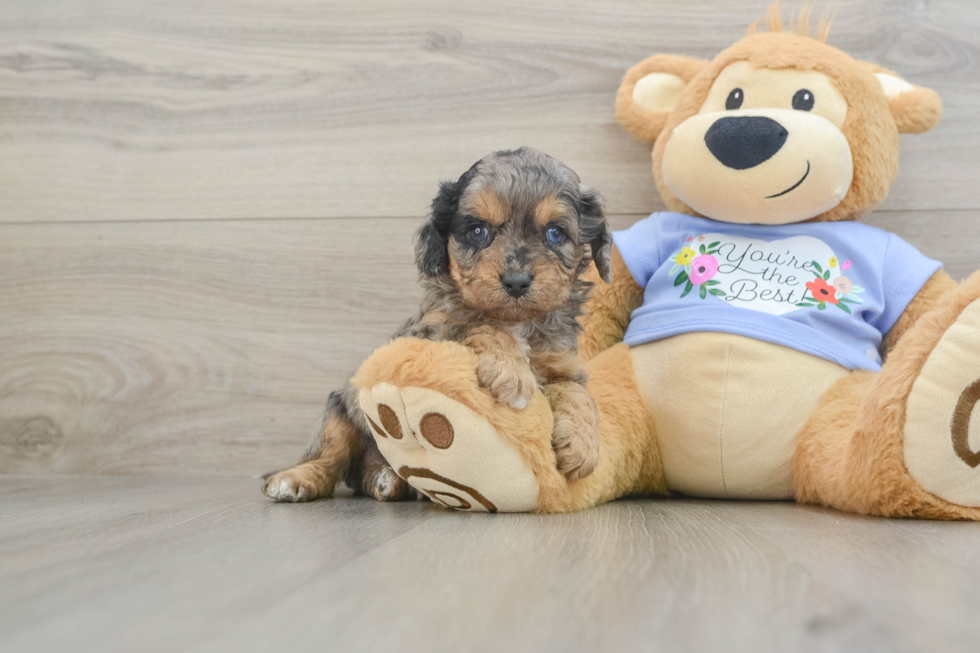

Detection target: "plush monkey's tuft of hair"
[747, 1, 834, 42]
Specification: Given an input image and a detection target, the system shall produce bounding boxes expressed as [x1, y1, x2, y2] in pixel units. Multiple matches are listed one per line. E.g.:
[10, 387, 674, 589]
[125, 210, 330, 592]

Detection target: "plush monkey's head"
[615, 3, 942, 224]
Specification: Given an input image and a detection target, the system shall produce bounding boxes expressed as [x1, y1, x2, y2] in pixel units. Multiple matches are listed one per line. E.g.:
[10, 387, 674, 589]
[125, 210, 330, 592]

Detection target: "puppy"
[263, 147, 612, 503]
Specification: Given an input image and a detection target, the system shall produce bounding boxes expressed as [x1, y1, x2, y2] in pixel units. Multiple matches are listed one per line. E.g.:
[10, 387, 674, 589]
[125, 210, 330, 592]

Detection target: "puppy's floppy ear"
[616, 54, 707, 143]
[415, 170, 470, 276]
[415, 220, 448, 277]
[578, 184, 612, 283]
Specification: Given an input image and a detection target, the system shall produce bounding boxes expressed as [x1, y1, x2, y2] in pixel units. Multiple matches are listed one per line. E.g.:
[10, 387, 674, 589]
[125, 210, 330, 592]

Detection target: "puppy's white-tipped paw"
[551, 404, 601, 481]
[368, 467, 401, 502]
[477, 355, 537, 410]
[263, 472, 316, 502]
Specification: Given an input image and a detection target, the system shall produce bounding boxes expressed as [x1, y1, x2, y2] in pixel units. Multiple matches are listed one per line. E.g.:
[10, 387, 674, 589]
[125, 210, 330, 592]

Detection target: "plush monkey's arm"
[578, 245, 644, 362]
[881, 269, 957, 357]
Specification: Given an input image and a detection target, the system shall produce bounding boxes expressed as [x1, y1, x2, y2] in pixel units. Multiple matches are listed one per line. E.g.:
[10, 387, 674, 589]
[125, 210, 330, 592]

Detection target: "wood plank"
[1, 212, 978, 476]
[0, 0, 978, 223]
[2, 476, 980, 652]
[0, 217, 423, 475]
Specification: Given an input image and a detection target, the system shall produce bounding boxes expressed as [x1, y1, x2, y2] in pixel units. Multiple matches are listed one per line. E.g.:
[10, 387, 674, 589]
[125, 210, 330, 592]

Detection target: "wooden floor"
[3, 1, 980, 650]
[2, 476, 979, 653]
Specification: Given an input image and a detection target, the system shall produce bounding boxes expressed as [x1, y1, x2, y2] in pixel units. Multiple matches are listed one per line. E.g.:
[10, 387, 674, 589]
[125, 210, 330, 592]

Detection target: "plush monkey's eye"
[469, 225, 489, 244]
[792, 89, 815, 111]
[725, 88, 744, 110]
[546, 226, 566, 245]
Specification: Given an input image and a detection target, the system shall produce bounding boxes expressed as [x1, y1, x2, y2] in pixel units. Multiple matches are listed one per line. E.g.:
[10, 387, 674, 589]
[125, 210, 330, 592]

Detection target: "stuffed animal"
[352, 3, 980, 518]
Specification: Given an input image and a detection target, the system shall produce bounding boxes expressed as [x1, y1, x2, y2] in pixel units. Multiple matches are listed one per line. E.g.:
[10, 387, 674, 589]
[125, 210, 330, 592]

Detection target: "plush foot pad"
[905, 298, 980, 507]
[358, 383, 539, 512]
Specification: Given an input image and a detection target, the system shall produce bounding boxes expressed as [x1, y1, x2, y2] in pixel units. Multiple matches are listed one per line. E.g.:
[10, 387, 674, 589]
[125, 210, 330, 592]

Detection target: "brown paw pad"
[376, 404, 403, 439]
[952, 378, 980, 468]
[419, 412, 454, 449]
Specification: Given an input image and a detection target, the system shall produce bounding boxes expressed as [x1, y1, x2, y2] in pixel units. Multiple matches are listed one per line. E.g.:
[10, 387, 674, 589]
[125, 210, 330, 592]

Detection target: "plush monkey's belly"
[630, 332, 851, 499]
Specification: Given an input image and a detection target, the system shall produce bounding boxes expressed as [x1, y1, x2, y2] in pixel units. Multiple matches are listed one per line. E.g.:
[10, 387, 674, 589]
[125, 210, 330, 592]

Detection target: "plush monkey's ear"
[415, 173, 468, 276]
[616, 55, 708, 143]
[875, 72, 942, 135]
[578, 184, 612, 283]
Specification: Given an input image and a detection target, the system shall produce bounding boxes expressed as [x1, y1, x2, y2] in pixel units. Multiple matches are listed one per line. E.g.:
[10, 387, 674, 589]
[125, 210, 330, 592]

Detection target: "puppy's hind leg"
[340, 382, 418, 502]
[346, 439, 420, 502]
[263, 388, 362, 502]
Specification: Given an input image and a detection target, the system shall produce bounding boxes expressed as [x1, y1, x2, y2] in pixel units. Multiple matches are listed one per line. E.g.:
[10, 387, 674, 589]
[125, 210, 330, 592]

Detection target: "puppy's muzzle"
[500, 271, 533, 298]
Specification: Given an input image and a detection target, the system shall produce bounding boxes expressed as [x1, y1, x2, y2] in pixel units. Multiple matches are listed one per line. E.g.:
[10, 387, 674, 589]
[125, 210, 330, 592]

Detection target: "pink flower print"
[841, 260, 852, 271]
[833, 276, 853, 295]
[689, 254, 719, 285]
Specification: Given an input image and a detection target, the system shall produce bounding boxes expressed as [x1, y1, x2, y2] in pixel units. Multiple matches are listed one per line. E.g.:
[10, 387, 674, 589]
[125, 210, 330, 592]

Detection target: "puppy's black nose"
[500, 271, 533, 298]
[704, 116, 788, 170]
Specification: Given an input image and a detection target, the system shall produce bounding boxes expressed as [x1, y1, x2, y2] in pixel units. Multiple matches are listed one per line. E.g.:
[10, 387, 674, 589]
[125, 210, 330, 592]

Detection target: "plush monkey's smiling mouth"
[765, 160, 811, 199]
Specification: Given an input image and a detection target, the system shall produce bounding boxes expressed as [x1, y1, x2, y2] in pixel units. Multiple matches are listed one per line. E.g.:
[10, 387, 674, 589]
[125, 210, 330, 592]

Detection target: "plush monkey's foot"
[352, 339, 555, 513]
[904, 294, 980, 509]
[357, 383, 540, 512]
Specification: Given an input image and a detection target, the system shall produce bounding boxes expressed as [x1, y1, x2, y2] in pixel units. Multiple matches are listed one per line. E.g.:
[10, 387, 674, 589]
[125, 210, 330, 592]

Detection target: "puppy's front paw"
[476, 353, 537, 409]
[551, 403, 601, 480]
[263, 470, 319, 502]
[263, 462, 336, 502]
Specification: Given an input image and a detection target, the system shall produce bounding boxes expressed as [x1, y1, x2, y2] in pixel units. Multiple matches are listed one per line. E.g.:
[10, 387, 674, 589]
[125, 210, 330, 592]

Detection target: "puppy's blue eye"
[469, 226, 488, 244]
[546, 226, 566, 245]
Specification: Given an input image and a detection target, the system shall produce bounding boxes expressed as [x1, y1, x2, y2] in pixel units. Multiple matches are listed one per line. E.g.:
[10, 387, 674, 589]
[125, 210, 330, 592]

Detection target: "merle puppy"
[263, 147, 612, 502]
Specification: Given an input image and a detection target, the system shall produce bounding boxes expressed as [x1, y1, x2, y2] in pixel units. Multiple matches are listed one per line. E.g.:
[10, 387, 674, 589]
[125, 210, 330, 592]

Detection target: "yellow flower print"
[677, 247, 696, 266]
[829, 257, 838, 269]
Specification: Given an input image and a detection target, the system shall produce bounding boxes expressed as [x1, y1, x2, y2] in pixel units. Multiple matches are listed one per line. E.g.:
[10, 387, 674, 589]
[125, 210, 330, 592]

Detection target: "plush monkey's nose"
[704, 116, 788, 170]
[500, 271, 533, 298]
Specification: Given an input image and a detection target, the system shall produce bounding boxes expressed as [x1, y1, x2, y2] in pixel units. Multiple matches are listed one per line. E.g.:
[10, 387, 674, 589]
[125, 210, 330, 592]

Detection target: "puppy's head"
[415, 147, 611, 322]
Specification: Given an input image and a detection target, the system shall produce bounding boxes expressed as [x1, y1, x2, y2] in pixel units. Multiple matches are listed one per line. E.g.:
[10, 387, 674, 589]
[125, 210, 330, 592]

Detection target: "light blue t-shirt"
[612, 212, 942, 372]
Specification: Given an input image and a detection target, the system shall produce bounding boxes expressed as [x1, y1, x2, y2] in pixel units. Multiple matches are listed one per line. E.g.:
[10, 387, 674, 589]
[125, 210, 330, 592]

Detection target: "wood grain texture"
[0, 217, 422, 475]
[2, 212, 977, 476]
[1, 476, 979, 653]
[0, 0, 978, 222]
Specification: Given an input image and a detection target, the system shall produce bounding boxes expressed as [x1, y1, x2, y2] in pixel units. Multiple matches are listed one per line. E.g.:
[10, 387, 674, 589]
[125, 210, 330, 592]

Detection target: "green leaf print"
[835, 302, 852, 315]
[812, 261, 824, 274]
[704, 280, 721, 287]
[823, 270, 831, 280]
[674, 270, 689, 287]
[817, 303, 826, 311]
[699, 285, 708, 299]
[708, 241, 721, 249]
[680, 281, 694, 298]
[699, 244, 706, 254]
[709, 288, 727, 297]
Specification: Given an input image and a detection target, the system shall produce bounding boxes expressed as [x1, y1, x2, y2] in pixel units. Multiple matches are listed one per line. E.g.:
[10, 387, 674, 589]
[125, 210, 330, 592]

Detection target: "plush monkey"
[353, 4, 980, 518]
